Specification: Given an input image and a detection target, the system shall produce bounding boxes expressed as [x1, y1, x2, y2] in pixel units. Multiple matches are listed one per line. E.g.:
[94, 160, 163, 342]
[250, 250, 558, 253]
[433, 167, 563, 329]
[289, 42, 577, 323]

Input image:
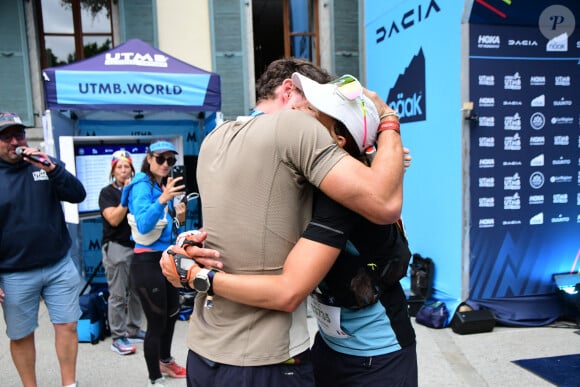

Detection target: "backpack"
[317, 219, 412, 309]
[410, 253, 434, 300]
[78, 290, 110, 344]
[416, 301, 449, 328]
[408, 253, 435, 316]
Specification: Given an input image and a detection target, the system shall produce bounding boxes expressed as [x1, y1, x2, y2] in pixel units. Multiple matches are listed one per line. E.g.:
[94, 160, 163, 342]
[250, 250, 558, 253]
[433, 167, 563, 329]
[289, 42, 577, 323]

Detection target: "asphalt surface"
[1, 300, 579, 386]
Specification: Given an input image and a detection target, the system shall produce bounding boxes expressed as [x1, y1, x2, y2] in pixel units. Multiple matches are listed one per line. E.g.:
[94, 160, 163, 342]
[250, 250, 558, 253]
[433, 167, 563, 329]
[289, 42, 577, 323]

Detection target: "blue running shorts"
[0, 254, 82, 340]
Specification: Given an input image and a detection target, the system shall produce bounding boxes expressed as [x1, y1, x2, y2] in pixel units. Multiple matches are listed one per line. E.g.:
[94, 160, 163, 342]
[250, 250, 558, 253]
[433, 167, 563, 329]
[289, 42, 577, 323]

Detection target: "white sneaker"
[147, 376, 166, 387]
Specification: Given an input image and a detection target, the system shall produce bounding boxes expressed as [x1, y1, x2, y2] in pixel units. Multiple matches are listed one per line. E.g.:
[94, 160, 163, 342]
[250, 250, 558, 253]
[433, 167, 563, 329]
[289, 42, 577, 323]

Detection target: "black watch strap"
[181, 278, 193, 290]
[207, 269, 217, 296]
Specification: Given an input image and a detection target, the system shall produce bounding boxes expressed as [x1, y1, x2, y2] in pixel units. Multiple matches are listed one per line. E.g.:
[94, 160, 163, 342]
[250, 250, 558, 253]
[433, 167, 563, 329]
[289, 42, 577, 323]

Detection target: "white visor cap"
[292, 72, 379, 153]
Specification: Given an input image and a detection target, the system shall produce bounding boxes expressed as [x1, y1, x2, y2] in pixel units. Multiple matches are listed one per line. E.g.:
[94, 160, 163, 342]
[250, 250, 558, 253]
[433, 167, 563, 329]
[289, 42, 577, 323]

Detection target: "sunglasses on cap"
[152, 154, 177, 166]
[331, 74, 364, 101]
[0, 130, 25, 143]
[112, 150, 132, 162]
[330, 74, 368, 147]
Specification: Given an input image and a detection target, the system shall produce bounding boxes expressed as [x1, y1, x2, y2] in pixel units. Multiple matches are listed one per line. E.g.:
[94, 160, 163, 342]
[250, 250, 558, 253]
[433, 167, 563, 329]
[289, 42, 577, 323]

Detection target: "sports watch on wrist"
[194, 268, 217, 294]
[168, 249, 197, 289]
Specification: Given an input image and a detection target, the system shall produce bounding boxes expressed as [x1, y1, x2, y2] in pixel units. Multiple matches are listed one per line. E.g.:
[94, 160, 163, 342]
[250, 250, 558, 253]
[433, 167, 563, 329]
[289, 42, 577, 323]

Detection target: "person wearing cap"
[121, 140, 187, 386]
[159, 59, 405, 386]
[0, 112, 86, 387]
[293, 74, 416, 386]
[98, 150, 145, 356]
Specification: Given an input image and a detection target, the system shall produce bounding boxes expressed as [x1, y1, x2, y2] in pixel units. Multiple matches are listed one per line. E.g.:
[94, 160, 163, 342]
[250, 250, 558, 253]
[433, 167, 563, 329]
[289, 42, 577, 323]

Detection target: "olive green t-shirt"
[188, 109, 347, 366]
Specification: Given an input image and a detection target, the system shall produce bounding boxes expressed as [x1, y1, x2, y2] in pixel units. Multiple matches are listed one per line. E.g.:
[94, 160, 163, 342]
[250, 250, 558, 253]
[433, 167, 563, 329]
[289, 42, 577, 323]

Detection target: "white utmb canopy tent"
[40, 39, 221, 283]
[41, 38, 221, 223]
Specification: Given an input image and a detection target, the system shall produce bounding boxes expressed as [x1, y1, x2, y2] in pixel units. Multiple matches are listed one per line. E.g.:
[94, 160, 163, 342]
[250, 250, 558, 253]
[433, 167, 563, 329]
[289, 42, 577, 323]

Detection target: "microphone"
[16, 147, 51, 166]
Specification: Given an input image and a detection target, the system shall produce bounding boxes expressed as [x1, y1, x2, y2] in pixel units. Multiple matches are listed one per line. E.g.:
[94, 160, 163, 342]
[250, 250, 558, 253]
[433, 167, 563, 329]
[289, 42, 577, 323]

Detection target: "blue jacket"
[122, 172, 176, 251]
[0, 158, 86, 272]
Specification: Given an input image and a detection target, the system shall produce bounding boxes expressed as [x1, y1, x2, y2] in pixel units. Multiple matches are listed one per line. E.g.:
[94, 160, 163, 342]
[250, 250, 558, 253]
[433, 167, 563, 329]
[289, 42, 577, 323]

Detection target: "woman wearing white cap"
[122, 140, 188, 386]
[291, 73, 417, 386]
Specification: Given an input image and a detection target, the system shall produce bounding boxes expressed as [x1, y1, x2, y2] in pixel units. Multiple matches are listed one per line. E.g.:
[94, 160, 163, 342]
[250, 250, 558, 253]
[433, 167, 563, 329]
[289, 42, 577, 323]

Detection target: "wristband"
[379, 111, 399, 120]
[378, 120, 401, 133]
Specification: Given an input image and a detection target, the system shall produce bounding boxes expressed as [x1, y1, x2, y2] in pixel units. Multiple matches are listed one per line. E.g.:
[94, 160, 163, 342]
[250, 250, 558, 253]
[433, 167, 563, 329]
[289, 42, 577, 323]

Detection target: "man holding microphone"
[0, 112, 86, 387]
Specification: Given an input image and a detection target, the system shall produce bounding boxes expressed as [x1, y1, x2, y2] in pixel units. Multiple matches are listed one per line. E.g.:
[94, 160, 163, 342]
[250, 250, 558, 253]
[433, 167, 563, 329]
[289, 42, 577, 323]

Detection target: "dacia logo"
[508, 40, 538, 46]
[375, 0, 441, 43]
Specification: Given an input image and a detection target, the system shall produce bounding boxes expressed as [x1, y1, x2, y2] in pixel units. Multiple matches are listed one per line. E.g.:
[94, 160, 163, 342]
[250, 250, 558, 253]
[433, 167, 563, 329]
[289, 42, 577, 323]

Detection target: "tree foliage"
[59, 0, 111, 18]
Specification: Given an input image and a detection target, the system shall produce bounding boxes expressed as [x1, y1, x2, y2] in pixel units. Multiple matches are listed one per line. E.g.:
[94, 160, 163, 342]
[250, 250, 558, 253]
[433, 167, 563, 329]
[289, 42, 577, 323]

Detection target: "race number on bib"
[310, 296, 349, 338]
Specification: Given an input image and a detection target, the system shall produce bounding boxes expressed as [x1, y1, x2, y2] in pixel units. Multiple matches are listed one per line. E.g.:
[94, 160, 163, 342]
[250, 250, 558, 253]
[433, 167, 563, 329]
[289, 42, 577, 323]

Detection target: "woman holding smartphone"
[123, 140, 187, 387]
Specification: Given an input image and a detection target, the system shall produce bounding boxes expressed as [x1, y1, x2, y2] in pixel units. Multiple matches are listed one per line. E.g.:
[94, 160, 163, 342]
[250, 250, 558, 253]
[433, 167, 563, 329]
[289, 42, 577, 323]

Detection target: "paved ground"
[1, 300, 579, 386]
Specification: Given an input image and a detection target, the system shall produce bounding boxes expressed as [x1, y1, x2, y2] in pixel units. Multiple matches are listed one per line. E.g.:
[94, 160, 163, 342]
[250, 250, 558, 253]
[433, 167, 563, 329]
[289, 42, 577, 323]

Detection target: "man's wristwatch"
[194, 268, 217, 294]
[169, 250, 197, 289]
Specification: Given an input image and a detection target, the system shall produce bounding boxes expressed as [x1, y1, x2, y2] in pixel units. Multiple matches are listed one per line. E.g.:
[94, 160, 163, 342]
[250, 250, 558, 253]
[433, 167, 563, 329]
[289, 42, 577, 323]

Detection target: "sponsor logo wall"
[469, 21, 580, 300]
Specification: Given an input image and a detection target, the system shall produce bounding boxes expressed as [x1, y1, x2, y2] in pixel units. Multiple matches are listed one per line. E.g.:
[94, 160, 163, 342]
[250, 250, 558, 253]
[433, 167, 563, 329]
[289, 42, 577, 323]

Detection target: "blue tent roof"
[42, 39, 221, 112]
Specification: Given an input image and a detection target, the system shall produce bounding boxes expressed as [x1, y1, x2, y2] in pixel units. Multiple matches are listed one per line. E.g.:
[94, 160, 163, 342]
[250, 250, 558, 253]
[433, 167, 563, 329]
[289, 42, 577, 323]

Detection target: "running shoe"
[110, 337, 136, 355]
[159, 358, 186, 378]
[127, 329, 146, 343]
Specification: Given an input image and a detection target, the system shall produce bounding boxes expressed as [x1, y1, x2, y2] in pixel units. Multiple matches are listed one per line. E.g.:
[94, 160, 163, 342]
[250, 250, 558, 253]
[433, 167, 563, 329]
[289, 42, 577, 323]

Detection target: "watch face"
[193, 276, 210, 292]
[179, 258, 196, 271]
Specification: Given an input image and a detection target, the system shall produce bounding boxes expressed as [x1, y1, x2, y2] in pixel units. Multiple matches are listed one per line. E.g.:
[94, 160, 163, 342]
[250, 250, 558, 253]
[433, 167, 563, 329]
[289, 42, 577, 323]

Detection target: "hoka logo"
[386, 48, 427, 123]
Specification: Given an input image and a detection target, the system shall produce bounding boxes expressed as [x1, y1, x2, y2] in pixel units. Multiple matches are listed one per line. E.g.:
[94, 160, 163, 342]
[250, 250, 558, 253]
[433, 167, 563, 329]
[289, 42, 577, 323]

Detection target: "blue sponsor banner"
[54, 71, 211, 107]
[469, 20, 580, 302]
[365, 0, 464, 307]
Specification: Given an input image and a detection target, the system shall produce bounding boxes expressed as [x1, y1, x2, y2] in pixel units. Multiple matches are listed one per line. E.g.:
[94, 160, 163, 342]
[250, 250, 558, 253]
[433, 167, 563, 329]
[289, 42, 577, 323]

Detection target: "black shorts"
[186, 349, 315, 387]
[311, 332, 418, 387]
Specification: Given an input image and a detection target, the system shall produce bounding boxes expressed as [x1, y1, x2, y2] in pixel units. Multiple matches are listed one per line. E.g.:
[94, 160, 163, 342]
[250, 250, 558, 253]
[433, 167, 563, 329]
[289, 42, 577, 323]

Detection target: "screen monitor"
[59, 135, 183, 223]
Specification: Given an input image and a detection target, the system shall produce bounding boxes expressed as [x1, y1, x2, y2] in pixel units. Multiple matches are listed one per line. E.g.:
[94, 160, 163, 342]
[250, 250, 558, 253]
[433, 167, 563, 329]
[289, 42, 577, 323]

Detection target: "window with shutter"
[35, 0, 115, 69]
[332, 0, 360, 78]
[118, 0, 155, 45]
[0, 0, 34, 125]
[211, 0, 249, 120]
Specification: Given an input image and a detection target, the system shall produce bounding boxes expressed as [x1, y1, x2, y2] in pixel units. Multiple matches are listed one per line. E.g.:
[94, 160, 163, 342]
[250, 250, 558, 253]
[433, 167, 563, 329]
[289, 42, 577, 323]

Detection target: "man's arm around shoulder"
[319, 129, 404, 225]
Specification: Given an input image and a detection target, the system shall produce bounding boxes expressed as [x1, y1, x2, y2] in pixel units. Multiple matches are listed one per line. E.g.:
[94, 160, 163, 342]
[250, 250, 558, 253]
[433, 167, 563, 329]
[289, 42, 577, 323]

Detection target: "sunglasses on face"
[152, 154, 177, 166]
[0, 130, 25, 143]
[330, 74, 368, 148]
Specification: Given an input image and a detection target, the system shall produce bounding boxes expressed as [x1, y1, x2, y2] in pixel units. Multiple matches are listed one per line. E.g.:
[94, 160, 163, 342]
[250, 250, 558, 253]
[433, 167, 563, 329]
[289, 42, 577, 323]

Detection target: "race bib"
[310, 296, 349, 338]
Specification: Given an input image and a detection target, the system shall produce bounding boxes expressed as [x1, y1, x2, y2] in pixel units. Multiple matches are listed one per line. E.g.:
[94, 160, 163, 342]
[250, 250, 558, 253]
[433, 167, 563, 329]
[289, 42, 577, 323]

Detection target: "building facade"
[1, 0, 362, 146]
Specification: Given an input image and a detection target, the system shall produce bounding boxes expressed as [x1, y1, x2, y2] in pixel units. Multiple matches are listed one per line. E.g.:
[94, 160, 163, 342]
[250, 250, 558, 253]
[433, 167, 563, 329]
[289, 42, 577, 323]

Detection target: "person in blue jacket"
[0, 112, 86, 387]
[122, 140, 187, 387]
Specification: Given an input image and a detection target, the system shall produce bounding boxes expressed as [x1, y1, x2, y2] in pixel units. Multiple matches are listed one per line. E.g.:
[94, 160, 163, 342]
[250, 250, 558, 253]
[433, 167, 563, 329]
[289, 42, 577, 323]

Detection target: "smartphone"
[171, 165, 187, 202]
[171, 165, 186, 184]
